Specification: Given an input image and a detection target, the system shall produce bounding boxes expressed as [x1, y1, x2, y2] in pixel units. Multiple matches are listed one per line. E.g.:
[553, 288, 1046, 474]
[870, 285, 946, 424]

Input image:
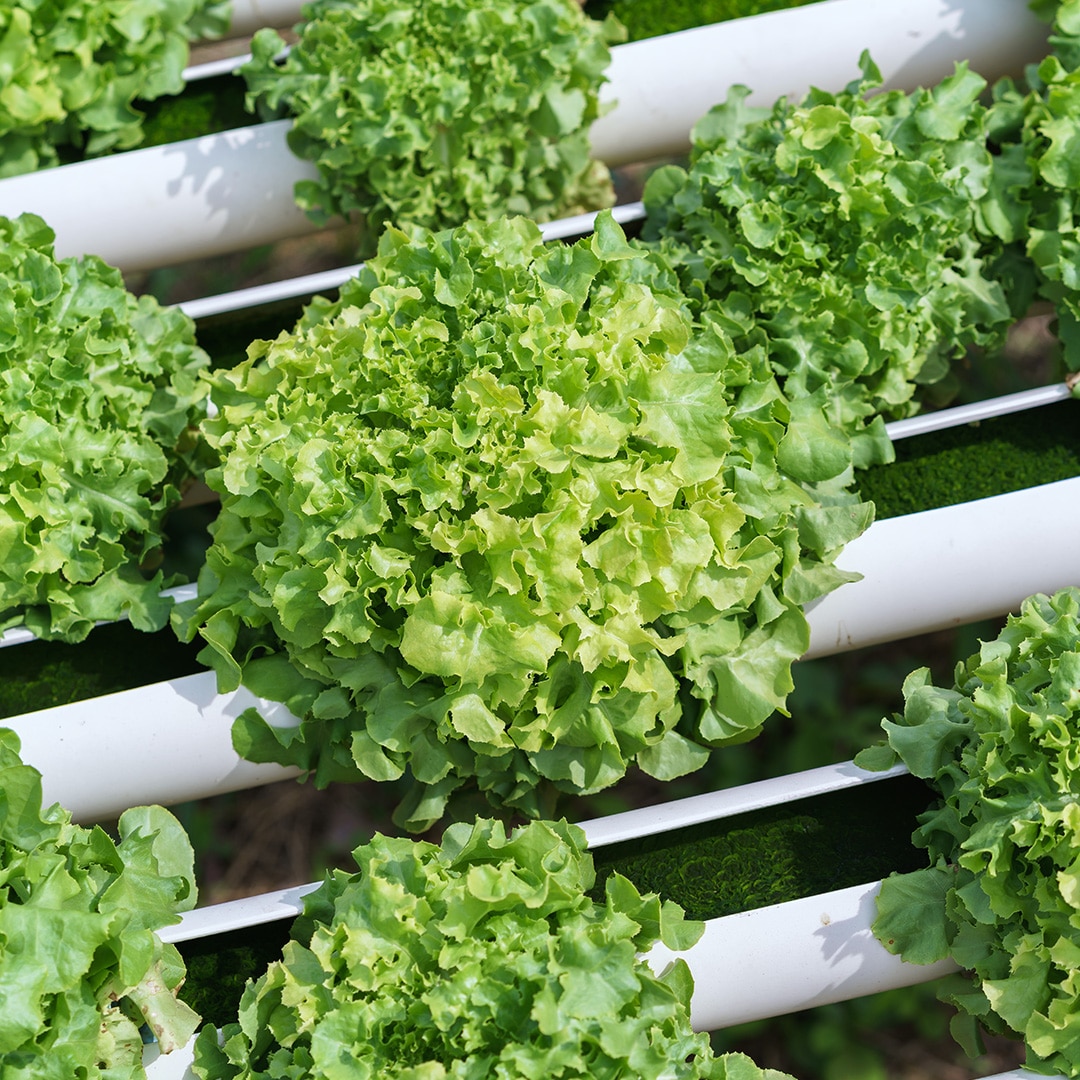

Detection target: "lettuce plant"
[176, 212, 870, 827]
[978, 0, 1080, 373]
[0, 213, 210, 642]
[0, 727, 200, 1076]
[859, 588, 1080, 1076]
[192, 817, 793, 1080]
[643, 56, 1014, 456]
[0, 0, 231, 177]
[240, 0, 619, 245]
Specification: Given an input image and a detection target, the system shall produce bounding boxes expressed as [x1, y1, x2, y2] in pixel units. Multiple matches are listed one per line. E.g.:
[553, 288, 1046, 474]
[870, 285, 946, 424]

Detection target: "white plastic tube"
[0, 120, 319, 273]
[4, 475, 1076, 821]
[590, 0, 1048, 165]
[159, 881, 319, 944]
[0, 0, 1047, 272]
[804, 476, 1080, 658]
[979, 1073, 1063, 1080]
[582, 759, 908, 848]
[5, 672, 299, 822]
[149, 757, 906, 944]
[225, 0, 303, 37]
[884, 382, 1076, 441]
[645, 880, 958, 1030]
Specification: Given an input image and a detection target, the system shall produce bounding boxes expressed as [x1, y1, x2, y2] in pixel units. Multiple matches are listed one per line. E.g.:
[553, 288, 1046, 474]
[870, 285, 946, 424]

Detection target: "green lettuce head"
[0, 727, 200, 1075]
[0, 212, 210, 641]
[192, 817, 792, 1080]
[178, 213, 869, 827]
[0, 0, 230, 176]
[241, 0, 620, 245]
[643, 55, 1013, 442]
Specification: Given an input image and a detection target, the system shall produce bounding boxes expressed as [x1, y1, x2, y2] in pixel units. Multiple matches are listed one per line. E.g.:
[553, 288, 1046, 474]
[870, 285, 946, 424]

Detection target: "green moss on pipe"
[0, 620, 205, 719]
[858, 399, 1080, 519]
[590, 774, 932, 922]
[586, 0, 825, 43]
[137, 75, 251, 149]
[178, 921, 293, 1027]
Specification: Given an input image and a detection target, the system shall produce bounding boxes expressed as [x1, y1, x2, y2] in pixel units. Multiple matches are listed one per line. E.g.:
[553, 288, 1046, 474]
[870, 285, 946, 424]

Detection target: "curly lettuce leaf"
[240, 0, 620, 241]
[192, 817, 793, 1080]
[0, 728, 200, 1075]
[978, 0, 1080, 372]
[0, 213, 210, 641]
[868, 588, 1080, 1077]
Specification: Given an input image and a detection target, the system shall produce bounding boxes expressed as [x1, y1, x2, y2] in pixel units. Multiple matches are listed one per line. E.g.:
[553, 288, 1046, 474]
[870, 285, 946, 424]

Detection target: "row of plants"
[169, 0, 1080, 826]
[8, 387, 1073, 724]
[7, 583, 1079, 1077]
[0, 719, 797, 1080]
[0, 0, 818, 185]
[1, 0, 1076, 860]
[170, 586, 1080, 1078]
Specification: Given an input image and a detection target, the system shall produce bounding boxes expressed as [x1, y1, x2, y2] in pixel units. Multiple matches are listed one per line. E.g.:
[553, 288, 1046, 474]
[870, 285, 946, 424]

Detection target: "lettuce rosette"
[0, 213, 210, 641]
[643, 56, 1014, 449]
[0, 0, 230, 177]
[862, 588, 1080, 1076]
[176, 212, 870, 826]
[193, 817, 792, 1080]
[0, 728, 200, 1076]
[240, 0, 619, 244]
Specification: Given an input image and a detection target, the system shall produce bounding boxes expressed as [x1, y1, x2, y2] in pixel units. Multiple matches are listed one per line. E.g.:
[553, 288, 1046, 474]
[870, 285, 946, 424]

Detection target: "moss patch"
[0, 620, 205, 719]
[177, 919, 293, 1027]
[858, 399, 1080, 519]
[138, 74, 251, 149]
[590, 773, 932, 921]
[585, 0, 824, 42]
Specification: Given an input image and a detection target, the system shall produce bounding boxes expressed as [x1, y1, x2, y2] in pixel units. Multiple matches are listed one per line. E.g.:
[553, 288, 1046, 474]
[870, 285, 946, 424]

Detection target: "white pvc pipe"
[5, 672, 300, 822]
[159, 881, 318, 944]
[804, 476, 1080, 658]
[0, 0, 1047, 272]
[182, 54, 252, 81]
[4, 475, 1076, 820]
[582, 759, 908, 848]
[885, 382, 1076, 441]
[225, 0, 303, 37]
[140, 882, 963, 1077]
[646, 880, 958, 1030]
[980, 1074, 1062, 1080]
[590, 0, 1048, 166]
[0, 120, 319, 273]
